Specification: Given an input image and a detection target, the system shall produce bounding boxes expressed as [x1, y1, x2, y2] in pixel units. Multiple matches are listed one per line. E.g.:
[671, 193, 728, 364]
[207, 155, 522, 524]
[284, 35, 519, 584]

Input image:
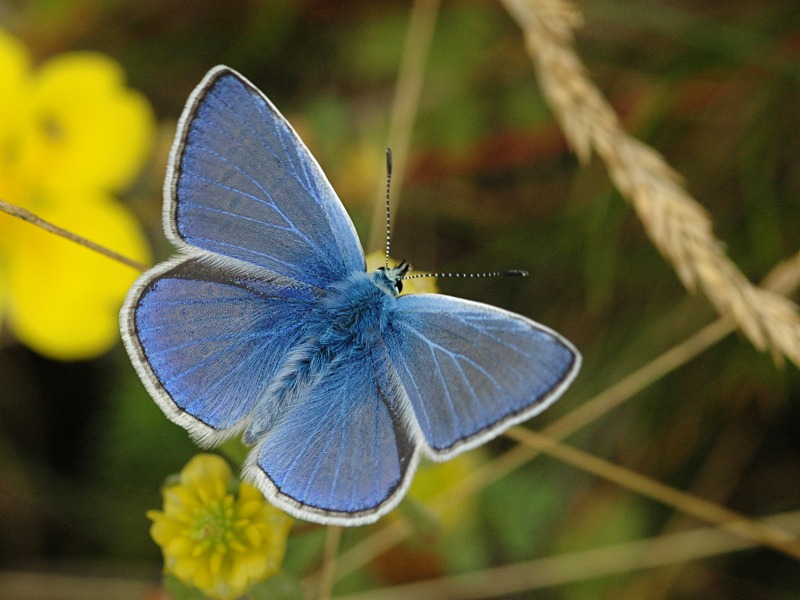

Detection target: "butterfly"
[120, 66, 581, 526]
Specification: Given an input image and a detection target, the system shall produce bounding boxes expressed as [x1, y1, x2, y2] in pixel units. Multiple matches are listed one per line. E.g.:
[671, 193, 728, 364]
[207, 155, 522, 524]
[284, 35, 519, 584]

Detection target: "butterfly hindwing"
[244, 342, 420, 525]
[166, 66, 365, 288]
[385, 294, 581, 458]
[121, 256, 319, 446]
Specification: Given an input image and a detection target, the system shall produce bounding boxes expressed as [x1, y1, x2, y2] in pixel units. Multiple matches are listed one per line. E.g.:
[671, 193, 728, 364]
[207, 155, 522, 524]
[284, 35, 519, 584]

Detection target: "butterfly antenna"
[384, 148, 393, 269]
[403, 269, 529, 280]
[381, 148, 524, 281]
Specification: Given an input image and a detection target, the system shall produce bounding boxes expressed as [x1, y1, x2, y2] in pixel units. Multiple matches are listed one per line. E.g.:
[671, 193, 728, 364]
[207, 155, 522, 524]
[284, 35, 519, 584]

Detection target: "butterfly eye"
[395, 280, 403, 293]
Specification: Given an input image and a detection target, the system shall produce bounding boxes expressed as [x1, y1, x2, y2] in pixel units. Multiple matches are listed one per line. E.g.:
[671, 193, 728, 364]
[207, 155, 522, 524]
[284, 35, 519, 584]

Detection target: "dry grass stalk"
[333, 511, 800, 600]
[506, 428, 800, 560]
[502, 0, 800, 366]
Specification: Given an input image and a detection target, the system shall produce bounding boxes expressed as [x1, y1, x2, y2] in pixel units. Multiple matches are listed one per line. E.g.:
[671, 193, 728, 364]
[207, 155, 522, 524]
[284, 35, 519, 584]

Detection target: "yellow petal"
[0, 30, 30, 165]
[172, 556, 201, 581]
[165, 536, 196, 559]
[237, 482, 263, 504]
[230, 548, 272, 584]
[243, 524, 262, 548]
[164, 486, 204, 519]
[236, 497, 263, 519]
[145, 509, 164, 521]
[209, 550, 224, 576]
[149, 515, 185, 546]
[24, 52, 154, 193]
[0, 30, 32, 254]
[6, 189, 150, 360]
[181, 455, 232, 501]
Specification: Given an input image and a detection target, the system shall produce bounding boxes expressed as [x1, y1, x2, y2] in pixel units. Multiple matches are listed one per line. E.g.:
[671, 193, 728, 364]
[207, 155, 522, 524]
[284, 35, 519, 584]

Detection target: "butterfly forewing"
[166, 66, 364, 288]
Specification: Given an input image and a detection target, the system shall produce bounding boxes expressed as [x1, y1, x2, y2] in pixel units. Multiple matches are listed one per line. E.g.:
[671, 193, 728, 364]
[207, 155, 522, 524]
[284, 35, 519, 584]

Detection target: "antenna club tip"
[506, 270, 528, 277]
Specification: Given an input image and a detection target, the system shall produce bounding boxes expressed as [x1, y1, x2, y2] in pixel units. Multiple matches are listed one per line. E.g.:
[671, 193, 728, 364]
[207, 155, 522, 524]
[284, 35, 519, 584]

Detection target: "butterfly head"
[374, 260, 410, 296]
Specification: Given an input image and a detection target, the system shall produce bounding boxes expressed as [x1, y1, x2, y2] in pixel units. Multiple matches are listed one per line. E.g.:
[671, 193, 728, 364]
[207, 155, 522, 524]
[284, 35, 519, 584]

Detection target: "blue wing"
[385, 294, 581, 458]
[121, 256, 318, 446]
[165, 65, 364, 288]
[244, 343, 420, 525]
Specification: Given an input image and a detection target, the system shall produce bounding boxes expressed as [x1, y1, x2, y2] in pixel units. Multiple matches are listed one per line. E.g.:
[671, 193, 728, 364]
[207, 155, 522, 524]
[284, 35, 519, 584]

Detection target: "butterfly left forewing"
[385, 294, 581, 459]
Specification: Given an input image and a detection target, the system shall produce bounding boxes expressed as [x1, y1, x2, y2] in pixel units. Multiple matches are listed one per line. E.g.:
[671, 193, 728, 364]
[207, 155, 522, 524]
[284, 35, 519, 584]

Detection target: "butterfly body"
[244, 268, 399, 444]
[319, 269, 396, 350]
[122, 66, 581, 525]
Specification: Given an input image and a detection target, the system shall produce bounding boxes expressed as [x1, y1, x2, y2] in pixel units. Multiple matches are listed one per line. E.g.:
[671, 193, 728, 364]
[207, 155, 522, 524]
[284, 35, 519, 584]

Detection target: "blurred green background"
[1, 1, 799, 598]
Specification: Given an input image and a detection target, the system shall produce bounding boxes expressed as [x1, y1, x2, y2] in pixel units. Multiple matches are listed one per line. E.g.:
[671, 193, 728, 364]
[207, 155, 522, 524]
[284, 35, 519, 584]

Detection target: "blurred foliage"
[1, 1, 799, 599]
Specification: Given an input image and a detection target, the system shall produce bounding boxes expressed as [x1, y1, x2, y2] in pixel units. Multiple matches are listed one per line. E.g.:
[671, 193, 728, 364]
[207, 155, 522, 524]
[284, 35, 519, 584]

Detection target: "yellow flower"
[148, 454, 293, 600]
[0, 30, 153, 360]
[365, 251, 438, 295]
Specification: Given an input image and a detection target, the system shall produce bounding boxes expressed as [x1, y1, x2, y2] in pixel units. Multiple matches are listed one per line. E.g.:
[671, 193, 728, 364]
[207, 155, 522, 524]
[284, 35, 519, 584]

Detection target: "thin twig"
[0, 198, 148, 272]
[618, 397, 778, 600]
[505, 428, 800, 561]
[331, 510, 800, 600]
[319, 526, 343, 600]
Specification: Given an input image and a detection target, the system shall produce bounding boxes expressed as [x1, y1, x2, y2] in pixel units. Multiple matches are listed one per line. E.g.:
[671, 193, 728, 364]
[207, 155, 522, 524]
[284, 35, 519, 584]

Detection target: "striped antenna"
[403, 270, 528, 280]
[380, 148, 526, 282]
[384, 148, 393, 269]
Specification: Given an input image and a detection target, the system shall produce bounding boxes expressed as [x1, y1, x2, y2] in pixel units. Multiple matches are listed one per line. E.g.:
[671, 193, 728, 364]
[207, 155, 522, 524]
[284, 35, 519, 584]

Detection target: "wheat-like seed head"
[503, 0, 800, 367]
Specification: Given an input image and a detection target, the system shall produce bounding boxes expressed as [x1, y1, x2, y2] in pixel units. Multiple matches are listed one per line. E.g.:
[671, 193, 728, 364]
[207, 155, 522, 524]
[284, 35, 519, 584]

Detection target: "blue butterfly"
[121, 66, 581, 526]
